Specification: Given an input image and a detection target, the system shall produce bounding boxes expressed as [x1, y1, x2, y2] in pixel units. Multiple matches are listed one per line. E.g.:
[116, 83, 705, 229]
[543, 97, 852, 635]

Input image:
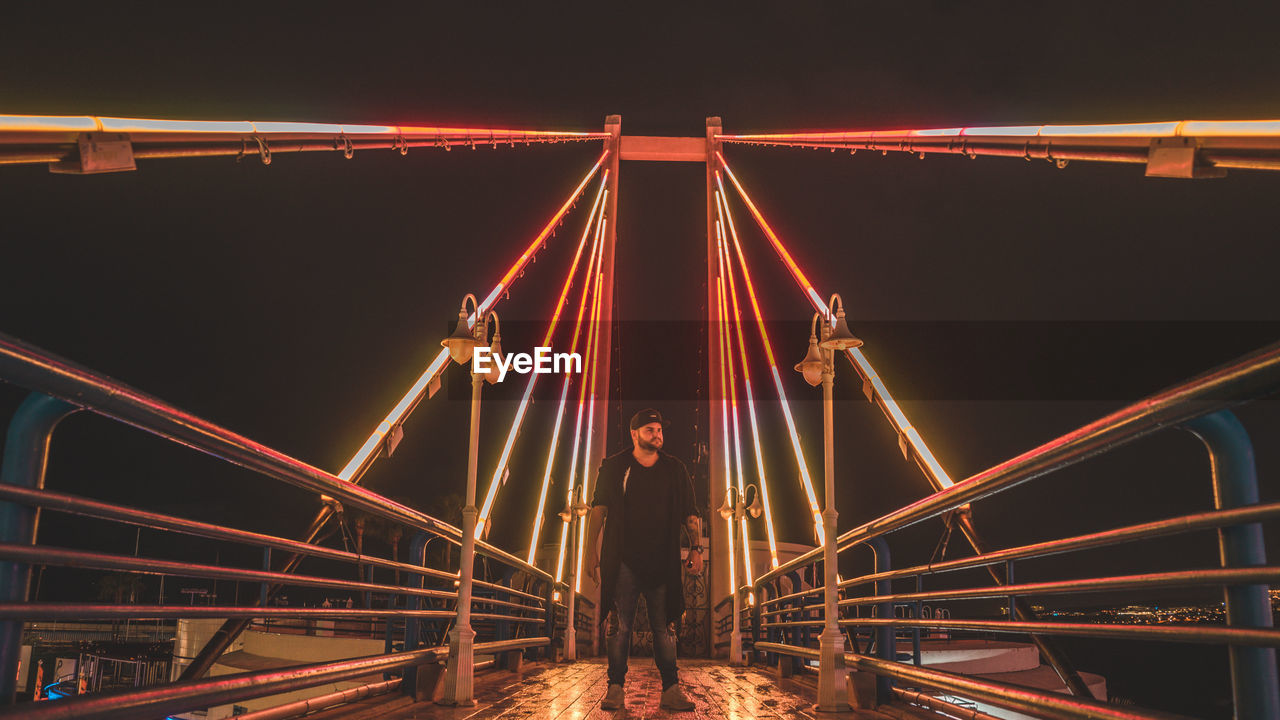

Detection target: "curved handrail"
[756, 341, 1280, 587]
[0, 331, 550, 582]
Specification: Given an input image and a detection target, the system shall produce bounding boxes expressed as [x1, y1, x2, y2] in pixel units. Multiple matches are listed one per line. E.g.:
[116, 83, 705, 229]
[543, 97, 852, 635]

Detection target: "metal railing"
[736, 342, 1280, 720]
[0, 331, 584, 716]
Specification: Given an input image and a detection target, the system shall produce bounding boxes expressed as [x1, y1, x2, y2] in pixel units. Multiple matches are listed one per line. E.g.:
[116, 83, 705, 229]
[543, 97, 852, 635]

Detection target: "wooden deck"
[317, 659, 920, 720]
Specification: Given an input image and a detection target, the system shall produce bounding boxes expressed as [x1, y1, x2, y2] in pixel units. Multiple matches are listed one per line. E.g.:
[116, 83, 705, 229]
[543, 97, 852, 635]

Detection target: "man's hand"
[685, 548, 704, 575]
[587, 549, 600, 584]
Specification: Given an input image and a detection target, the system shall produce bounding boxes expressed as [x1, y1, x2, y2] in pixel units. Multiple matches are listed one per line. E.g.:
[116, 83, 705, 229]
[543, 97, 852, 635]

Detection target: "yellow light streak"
[477, 173, 610, 540]
[716, 224, 754, 588]
[716, 191, 780, 568]
[715, 184, 823, 541]
[525, 179, 610, 563]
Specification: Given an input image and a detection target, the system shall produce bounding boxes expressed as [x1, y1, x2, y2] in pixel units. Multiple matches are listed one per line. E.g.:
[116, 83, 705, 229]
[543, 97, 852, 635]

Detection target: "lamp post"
[795, 293, 862, 712]
[558, 499, 590, 660]
[718, 484, 762, 666]
[440, 294, 503, 706]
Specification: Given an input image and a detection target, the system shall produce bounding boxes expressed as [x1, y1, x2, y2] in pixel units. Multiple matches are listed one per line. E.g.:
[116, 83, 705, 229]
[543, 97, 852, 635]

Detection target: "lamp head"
[442, 309, 478, 365]
[746, 484, 764, 519]
[794, 333, 824, 387]
[483, 332, 504, 384]
[820, 308, 863, 351]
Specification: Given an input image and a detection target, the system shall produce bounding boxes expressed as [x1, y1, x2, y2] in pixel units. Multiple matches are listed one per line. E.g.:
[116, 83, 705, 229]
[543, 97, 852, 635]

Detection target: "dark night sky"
[2, 2, 1279, 608]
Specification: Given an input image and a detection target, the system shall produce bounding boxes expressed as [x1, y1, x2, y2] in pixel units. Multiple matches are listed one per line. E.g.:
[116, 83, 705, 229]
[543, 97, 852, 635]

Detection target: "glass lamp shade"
[820, 311, 863, 351]
[794, 337, 825, 387]
[483, 335, 504, 384]
[442, 311, 478, 365]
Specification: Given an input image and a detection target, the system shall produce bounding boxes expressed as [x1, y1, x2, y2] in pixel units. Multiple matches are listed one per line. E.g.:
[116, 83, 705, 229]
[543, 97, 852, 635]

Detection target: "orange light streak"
[714, 178, 824, 541]
[715, 277, 737, 591]
[575, 269, 605, 592]
[716, 223, 755, 588]
[717, 158, 956, 493]
[716, 193, 779, 568]
[337, 153, 607, 484]
[554, 193, 609, 584]
[477, 173, 609, 540]
[523, 177, 609, 562]
[715, 119, 1280, 142]
[0, 113, 610, 141]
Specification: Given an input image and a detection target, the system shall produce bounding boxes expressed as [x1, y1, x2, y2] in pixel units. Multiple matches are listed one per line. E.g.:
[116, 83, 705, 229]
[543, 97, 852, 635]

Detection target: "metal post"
[442, 368, 484, 706]
[0, 392, 78, 704]
[586, 114, 621, 658]
[403, 532, 430, 694]
[543, 579, 556, 661]
[706, 116, 729, 659]
[564, 519, 577, 661]
[816, 330, 849, 712]
[728, 488, 743, 665]
[495, 568, 514, 668]
[751, 584, 763, 664]
[1184, 410, 1280, 720]
[869, 537, 894, 704]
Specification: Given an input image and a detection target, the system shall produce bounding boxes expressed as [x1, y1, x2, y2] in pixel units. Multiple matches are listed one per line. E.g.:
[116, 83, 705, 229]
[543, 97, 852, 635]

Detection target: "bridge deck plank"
[377, 659, 893, 720]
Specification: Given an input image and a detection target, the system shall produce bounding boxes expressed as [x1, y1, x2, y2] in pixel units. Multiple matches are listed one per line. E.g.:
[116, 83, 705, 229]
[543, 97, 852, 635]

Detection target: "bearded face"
[632, 422, 663, 452]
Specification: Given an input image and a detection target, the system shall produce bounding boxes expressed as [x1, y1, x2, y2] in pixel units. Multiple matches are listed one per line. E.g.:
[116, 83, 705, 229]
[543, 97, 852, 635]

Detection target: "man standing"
[586, 408, 702, 712]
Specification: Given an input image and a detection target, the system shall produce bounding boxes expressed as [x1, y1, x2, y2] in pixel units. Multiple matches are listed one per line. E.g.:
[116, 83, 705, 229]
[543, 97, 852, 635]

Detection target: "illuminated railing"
[719, 118, 1280, 175]
[0, 332, 571, 717]
[735, 343, 1280, 719]
[0, 113, 608, 168]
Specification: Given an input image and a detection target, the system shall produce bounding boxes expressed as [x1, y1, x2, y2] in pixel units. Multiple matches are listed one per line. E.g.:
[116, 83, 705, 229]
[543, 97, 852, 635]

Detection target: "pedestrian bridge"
[1, 113, 1279, 720]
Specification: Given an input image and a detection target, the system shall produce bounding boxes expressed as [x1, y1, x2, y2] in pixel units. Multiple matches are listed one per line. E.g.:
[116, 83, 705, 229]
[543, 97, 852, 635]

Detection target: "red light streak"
[715, 173, 824, 541]
[526, 180, 609, 564]
[477, 173, 609, 541]
[715, 277, 737, 591]
[716, 225, 755, 588]
[336, 154, 607, 484]
[716, 192, 780, 568]
[717, 157, 957, 493]
[575, 269, 606, 592]
[715, 119, 1280, 142]
[554, 193, 609, 584]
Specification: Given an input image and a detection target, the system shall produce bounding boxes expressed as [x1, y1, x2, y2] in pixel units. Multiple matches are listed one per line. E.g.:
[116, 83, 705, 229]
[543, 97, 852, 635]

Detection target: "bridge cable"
[524, 177, 609, 564]
[715, 224, 756, 590]
[716, 154, 957, 492]
[715, 172, 826, 541]
[335, 151, 609, 485]
[714, 276, 738, 593]
[716, 192, 781, 569]
[554, 198, 609, 587]
[473, 172, 610, 542]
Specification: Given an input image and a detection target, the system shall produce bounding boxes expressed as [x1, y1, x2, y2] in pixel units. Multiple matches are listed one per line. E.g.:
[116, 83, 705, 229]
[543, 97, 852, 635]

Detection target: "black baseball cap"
[629, 408, 667, 431]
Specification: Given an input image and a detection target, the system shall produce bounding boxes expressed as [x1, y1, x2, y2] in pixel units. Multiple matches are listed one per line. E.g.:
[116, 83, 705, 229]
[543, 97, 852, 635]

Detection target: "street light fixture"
[795, 292, 861, 712]
[439, 293, 501, 707]
[718, 483, 763, 666]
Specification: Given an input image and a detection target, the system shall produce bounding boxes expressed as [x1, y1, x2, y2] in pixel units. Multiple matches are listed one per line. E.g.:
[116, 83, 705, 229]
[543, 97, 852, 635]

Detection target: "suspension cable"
[336, 151, 609, 485]
[716, 193, 781, 568]
[716, 173, 826, 540]
[475, 172, 610, 541]
[716, 153, 956, 492]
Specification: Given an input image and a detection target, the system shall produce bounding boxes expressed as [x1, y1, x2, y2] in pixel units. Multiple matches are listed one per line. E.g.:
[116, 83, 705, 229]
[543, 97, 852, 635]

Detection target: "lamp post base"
[440, 625, 477, 706]
[815, 627, 850, 712]
[729, 630, 744, 666]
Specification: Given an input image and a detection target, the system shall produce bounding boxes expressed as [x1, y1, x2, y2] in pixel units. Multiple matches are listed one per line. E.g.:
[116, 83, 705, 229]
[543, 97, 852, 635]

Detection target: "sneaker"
[660, 684, 695, 711]
[601, 684, 624, 710]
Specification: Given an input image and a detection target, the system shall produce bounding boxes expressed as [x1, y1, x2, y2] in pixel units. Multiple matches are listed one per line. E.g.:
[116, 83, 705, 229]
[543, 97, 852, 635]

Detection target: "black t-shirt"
[593, 452, 697, 590]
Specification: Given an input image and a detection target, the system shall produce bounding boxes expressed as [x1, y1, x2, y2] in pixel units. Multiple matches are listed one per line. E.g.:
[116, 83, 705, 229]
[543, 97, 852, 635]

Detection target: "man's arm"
[683, 514, 701, 548]
[586, 505, 607, 583]
[684, 514, 703, 574]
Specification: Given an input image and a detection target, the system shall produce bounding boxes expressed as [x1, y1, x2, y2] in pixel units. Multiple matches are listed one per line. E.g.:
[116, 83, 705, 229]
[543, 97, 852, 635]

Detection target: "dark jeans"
[606, 562, 679, 689]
